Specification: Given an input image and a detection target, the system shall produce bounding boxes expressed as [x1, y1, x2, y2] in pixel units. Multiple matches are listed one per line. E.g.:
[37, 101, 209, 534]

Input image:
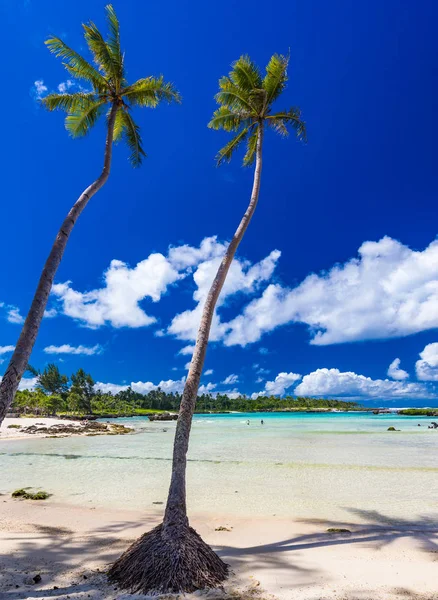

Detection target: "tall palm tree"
[109, 53, 305, 594]
[0, 5, 180, 425]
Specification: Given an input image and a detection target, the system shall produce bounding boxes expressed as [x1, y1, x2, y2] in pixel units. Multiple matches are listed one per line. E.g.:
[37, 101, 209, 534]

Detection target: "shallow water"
[1, 412, 437, 523]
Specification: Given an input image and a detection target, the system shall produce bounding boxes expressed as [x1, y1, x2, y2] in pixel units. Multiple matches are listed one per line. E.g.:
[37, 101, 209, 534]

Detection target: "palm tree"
[0, 5, 180, 425]
[109, 53, 305, 594]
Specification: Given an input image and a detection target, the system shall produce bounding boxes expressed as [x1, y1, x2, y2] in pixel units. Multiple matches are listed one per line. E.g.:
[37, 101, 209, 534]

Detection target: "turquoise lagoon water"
[1, 412, 437, 522]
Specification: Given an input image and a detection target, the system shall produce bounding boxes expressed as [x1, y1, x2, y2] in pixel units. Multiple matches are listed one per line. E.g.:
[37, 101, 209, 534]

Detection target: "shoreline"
[0, 497, 436, 599]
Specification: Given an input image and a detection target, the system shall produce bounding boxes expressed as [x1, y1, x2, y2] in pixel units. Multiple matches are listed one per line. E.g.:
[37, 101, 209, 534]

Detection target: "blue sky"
[1, 0, 438, 406]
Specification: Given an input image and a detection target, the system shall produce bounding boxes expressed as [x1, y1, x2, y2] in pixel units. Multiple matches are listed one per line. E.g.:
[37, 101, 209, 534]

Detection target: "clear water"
[1, 412, 437, 523]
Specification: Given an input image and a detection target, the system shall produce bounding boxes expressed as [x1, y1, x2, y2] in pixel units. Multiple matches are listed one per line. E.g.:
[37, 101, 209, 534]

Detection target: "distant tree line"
[9, 363, 361, 417]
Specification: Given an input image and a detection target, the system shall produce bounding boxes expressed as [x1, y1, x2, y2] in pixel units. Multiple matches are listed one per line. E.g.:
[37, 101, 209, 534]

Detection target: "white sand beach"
[0, 498, 436, 600]
[0, 418, 83, 441]
[1, 413, 437, 599]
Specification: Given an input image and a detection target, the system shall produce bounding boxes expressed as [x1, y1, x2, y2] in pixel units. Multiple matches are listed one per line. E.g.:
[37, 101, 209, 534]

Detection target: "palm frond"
[268, 107, 307, 141]
[45, 37, 108, 91]
[41, 92, 98, 112]
[65, 100, 106, 137]
[243, 127, 259, 166]
[208, 106, 250, 131]
[229, 55, 262, 92]
[123, 76, 181, 105]
[267, 117, 289, 137]
[215, 77, 255, 113]
[215, 126, 249, 165]
[112, 107, 126, 142]
[120, 109, 146, 167]
[105, 4, 123, 79]
[263, 53, 289, 104]
[83, 21, 118, 83]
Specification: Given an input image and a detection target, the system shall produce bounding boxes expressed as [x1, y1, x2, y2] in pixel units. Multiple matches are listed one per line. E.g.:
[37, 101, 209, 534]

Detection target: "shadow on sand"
[0, 508, 437, 598]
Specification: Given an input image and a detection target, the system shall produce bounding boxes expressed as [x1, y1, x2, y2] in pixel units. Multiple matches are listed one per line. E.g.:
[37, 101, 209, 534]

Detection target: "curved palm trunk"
[109, 125, 264, 594]
[163, 125, 263, 535]
[0, 104, 118, 425]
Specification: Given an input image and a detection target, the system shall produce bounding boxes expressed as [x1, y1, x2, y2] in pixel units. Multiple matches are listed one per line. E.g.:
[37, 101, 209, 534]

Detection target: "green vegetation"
[7, 424, 22, 428]
[398, 408, 438, 416]
[10, 364, 360, 417]
[12, 489, 50, 500]
[327, 528, 351, 534]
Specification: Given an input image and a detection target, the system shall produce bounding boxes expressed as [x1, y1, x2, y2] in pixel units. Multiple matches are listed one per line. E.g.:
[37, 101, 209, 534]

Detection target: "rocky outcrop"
[21, 421, 133, 437]
[147, 413, 178, 421]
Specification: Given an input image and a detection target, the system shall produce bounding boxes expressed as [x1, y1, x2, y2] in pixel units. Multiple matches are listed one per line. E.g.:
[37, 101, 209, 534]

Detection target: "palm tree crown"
[208, 53, 306, 165]
[41, 4, 181, 166]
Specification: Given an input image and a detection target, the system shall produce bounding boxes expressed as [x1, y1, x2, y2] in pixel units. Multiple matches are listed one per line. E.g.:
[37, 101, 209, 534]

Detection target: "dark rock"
[147, 412, 178, 421]
[33, 574, 41, 584]
[387, 426, 400, 431]
[327, 528, 351, 533]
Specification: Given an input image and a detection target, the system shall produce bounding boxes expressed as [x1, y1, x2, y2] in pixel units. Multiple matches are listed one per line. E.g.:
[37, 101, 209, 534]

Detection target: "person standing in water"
[261, 419, 264, 425]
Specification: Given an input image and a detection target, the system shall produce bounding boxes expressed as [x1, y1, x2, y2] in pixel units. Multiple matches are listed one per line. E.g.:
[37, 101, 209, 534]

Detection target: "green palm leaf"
[243, 128, 259, 166]
[83, 21, 118, 83]
[229, 55, 262, 92]
[262, 53, 289, 103]
[41, 92, 98, 112]
[216, 127, 250, 165]
[123, 77, 181, 105]
[215, 78, 255, 113]
[65, 100, 107, 137]
[105, 4, 123, 78]
[112, 108, 126, 142]
[45, 37, 108, 92]
[120, 110, 146, 167]
[208, 106, 249, 131]
[268, 107, 307, 141]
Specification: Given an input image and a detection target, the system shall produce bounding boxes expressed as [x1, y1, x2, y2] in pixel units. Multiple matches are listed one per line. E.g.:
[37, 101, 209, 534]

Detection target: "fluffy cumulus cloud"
[295, 368, 432, 400]
[0, 345, 14, 355]
[416, 343, 438, 381]
[168, 248, 281, 342]
[223, 236, 438, 346]
[0, 376, 38, 391]
[178, 345, 195, 356]
[204, 369, 214, 376]
[51, 237, 237, 330]
[52, 255, 182, 328]
[43, 344, 103, 356]
[387, 358, 409, 381]
[222, 374, 239, 385]
[95, 377, 187, 396]
[32, 80, 48, 99]
[252, 371, 301, 398]
[7, 307, 24, 324]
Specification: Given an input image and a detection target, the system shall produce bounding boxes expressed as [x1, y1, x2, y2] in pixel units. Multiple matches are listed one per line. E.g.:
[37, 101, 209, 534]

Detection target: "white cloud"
[7, 307, 24, 324]
[52, 237, 230, 330]
[204, 369, 214, 376]
[178, 345, 195, 356]
[416, 343, 438, 381]
[95, 377, 187, 396]
[199, 382, 217, 394]
[33, 80, 48, 99]
[295, 368, 432, 400]
[52, 254, 181, 329]
[387, 358, 409, 380]
[0, 376, 38, 392]
[168, 249, 281, 342]
[43, 344, 103, 356]
[259, 347, 269, 355]
[57, 79, 75, 93]
[184, 362, 191, 370]
[223, 236, 438, 347]
[222, 374, 239, 385]
[0, 346, 14, 355]
[44, 308, 57, 319]
[252, 372, 301, 398]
